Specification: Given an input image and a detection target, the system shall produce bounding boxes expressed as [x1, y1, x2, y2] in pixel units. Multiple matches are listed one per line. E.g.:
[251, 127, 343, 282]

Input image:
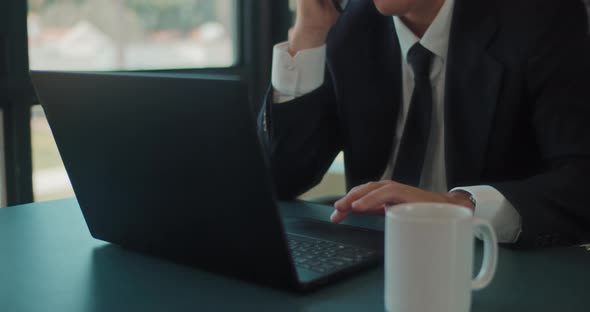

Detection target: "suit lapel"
[444, 0, 504, 186]
[341, 12, 401, 187]
[365, 15, 401, 183]
[370, 16, 402, 180]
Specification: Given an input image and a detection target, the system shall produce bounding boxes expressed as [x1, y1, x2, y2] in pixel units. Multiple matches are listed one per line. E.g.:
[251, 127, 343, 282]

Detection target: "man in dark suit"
[258, 0, 590, 248]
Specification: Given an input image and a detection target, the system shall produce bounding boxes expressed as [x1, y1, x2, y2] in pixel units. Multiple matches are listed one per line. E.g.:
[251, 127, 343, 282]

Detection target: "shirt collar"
[393, 0, 455, 62]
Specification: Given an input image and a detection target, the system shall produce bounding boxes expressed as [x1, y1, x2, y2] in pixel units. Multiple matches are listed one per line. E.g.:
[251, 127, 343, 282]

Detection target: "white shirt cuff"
[271, 42, 326, 103]
[451, 185, 522, 244]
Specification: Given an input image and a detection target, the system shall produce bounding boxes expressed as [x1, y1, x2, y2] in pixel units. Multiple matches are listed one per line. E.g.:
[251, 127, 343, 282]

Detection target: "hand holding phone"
[288, 0, 342, 55]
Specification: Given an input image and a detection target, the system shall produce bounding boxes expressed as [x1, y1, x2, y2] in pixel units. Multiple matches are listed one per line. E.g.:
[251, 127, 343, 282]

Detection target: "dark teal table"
[1, 198, 589, 312]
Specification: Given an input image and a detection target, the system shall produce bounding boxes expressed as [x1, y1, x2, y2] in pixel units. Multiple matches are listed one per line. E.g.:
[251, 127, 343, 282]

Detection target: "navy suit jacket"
[258, 0, 590, 248]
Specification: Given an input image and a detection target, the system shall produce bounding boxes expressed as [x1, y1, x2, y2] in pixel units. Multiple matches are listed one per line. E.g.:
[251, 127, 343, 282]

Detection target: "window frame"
[1, 0, 35, 206]
[2, 0, 291, 206]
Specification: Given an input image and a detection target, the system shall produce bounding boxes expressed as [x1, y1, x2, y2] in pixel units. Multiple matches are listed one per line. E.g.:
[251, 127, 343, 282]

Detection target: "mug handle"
[471, 217, 498, 290]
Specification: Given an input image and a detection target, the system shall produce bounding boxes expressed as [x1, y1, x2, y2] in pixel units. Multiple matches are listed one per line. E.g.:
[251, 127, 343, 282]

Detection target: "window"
[31, 105, 75, 202]
[26, 0, 239, 202]
[3, 1, 274, 206]
[28, 0, 237, 71]
[289, 0, 296, 16]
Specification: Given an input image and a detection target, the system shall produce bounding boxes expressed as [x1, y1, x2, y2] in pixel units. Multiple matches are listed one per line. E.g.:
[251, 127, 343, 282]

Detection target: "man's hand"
[331, 181, 475, 223]
[288, 0, 340, 56]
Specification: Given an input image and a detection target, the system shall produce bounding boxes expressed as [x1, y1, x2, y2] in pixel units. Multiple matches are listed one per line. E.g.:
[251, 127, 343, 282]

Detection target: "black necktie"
[392, 43, 434, 186]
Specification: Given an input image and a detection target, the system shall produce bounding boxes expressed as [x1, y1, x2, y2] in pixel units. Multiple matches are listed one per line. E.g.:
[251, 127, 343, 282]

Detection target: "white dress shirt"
[270, 0, 522, 243]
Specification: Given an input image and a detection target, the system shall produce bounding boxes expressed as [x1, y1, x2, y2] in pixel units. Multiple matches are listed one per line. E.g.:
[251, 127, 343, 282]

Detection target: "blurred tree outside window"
[28, 0, 237, 71]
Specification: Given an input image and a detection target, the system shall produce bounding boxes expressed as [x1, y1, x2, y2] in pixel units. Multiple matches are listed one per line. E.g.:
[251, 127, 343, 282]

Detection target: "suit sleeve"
[257, 70, 343, 200]
[491, 0, 590, 248]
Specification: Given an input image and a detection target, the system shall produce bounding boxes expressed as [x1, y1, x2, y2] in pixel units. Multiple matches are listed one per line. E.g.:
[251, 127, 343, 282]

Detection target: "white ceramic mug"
[385, 203, 498, 312]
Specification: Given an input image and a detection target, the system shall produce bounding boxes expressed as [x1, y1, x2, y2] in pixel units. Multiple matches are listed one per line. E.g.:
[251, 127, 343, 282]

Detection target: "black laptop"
[30, 71, 383, 291]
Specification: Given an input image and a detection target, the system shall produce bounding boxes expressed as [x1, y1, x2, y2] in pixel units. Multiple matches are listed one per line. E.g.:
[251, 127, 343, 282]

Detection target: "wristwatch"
[466, 193, 477, 208]
[452, 190, 477, 209]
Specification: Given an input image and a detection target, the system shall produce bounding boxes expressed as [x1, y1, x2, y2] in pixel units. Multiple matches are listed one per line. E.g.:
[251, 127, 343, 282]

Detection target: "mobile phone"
[332, 0, 350, 12]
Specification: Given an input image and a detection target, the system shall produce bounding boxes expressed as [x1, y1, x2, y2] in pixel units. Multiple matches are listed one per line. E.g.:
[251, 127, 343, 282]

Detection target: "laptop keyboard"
[287, 234, 377, 274]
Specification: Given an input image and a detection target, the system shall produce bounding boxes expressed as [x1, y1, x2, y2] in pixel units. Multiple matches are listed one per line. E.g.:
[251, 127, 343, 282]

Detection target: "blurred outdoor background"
[29, 0, 237, 201]
[28, 0, 236, 70]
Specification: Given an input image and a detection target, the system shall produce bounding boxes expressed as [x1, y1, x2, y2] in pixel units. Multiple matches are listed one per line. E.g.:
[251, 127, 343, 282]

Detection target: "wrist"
[446, 190, 476, 211]
[288, 27, 328, 56]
